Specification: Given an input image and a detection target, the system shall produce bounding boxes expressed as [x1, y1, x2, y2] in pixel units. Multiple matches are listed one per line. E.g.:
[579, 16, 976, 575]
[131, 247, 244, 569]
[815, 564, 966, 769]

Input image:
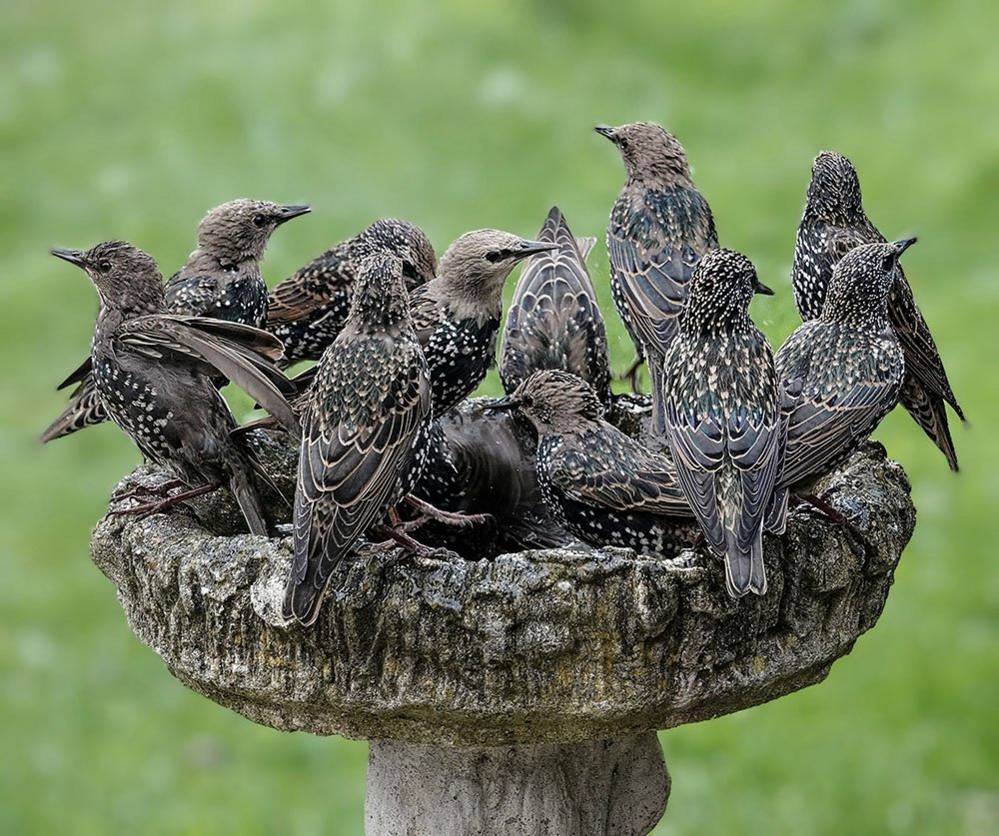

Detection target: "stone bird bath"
[90, 399, 914, 835]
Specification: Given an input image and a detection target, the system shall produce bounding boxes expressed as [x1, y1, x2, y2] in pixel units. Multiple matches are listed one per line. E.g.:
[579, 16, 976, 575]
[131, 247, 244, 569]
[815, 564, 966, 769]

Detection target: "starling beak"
[662, 249, 782, 598]
[599, 121, 719, 433]
[49, 240, 298, 536]
[266, 218, 437, 367]
[50, 247, 87, 266]
[500, 206, 613, 405]
[274, 204, 312, 225]
[792, 151, 962, 470]
[754, 278, 775, 295]
[503, 370, 694, 557]
[774, 242, 908, 508]
[283, 253, 433, 626]
[594, 125, 616, 140]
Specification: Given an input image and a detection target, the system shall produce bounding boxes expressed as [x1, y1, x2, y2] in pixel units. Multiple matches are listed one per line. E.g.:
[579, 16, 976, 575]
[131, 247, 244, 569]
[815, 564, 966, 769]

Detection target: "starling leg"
[109, 482, 221, 519]
[387, 506, 430, 534]
[403, 496, 493, 528]
[617, 357, 644, 393]
[793, 493, 869, 547]
[371, 524, 437, 558]
[116, 478, 188, 502]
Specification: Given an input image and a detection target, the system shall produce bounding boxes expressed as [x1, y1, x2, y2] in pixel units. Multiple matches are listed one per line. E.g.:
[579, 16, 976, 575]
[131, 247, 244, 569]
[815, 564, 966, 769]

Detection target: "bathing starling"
[793, 151, 964, 470]
[661, 249, 780, 597]
[50, 242, 299, 535]
[165, 199, 311, 324]
[775, 240, 912, 502]
[409, 229, 556, 416]
[283, 253, 432, 626]
[266, 218, 437, 367]
[42, 200, 309, 443]
[499, 206, 612, 405]
[491, 370, 694, 556]
[596, 122, 719, 429]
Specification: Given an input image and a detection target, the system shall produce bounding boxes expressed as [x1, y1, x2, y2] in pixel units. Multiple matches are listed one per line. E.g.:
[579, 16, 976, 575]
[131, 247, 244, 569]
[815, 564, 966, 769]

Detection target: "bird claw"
[402, 496, 494, 529]
[109, 482, 220, 520]
[115, 478, 187, 503]
[794, 492, 871, 551]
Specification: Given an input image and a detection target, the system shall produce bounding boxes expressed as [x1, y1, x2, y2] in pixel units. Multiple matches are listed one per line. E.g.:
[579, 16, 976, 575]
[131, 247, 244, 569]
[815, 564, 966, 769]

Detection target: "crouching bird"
[283, 254, 433, 626]
[50, 241, 299, 536]
[662, 249, 782, 598]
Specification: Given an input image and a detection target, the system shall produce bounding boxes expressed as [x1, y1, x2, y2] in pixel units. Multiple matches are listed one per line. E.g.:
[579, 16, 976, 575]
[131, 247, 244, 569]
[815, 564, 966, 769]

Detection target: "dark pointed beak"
[50, 247, 87, 267]
[275, 204, 312, 225]
[892, 237, 917, 256]
[516, 240, 559, 259]
[754, 278, 775, 296]
[480, 395, 522, 413]
[594, 125, 616, 141]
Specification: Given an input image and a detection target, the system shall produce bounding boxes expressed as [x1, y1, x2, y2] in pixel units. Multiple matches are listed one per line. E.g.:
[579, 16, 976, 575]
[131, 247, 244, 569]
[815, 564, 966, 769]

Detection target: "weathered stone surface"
[91, 422, 914, 745]
[365, 734, 669, 836]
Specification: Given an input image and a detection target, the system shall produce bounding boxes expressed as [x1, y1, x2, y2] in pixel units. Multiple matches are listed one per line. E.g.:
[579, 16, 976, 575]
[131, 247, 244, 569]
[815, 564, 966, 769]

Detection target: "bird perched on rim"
[596, 121, 719, 430]
[661, 249, 781, 597]
[499, 206, 612, 406]
[41, 199, 310, 444]
[490, 370, 694, 556]
[283, 253, 432, 626]
[770, 240, 913, 522]
[409, 229, 557, 416]
[793, 151, 964, 470]
[266, 218, 437, 367]
[50, 241, 299, 536]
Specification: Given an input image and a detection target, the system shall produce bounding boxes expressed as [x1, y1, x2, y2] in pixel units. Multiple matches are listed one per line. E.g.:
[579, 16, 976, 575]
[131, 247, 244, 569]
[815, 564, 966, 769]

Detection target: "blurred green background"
[2, 0, 996, 833]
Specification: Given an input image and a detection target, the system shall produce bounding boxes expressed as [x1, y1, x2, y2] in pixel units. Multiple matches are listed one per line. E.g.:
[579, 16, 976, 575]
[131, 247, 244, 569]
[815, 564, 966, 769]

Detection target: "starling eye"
[97, 260, 112, 273]
[618, 138, 630, 150]
[401, 261, 418, 280]
[252, 214, 268, 228]
[882, 255, 896, 271]
[485, 251, 501, 263]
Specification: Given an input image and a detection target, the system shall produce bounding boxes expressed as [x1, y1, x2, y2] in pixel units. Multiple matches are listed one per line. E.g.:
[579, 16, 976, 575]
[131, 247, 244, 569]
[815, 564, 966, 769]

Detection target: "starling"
[266, 218, 437, 367]
[50, 242, 299, 535]
[165, 199, 311, 324]
[283, 253, 432, 626]
[661, 249, 781, 597]
[42, 199, 309, 444]
[774, 240, 912, 507]
[499, 206, 612, 405]
[793, 151, 964, 470]
[491, 370, 694, 556]
[596, 122, 719, 429]
[410, 229, 556, 415]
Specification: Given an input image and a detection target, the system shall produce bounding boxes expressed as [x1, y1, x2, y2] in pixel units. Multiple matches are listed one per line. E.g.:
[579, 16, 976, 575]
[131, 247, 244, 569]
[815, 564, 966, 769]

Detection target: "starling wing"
[40, 382, 108, 444]
[284, 341, 431, 625]
[266, 248, 350, 324]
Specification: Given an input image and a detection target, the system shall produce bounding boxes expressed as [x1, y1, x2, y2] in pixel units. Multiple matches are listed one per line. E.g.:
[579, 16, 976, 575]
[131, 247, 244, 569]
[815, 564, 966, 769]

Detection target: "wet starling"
[266, 218, 437, 367]
[596, 122, 719, 429]
[774, 240, 912, 506]
[165, 199, 311, 324]
[410, 229, 556, 415]
[491, 370, 694, 556]
[499, 206, 612, 405]
[50, 242, 299, 535]
[661, 249, 780, 597]
[42, 199, 309, 444]
[283, 253, 432, 626]
[793, 151, 964, 470]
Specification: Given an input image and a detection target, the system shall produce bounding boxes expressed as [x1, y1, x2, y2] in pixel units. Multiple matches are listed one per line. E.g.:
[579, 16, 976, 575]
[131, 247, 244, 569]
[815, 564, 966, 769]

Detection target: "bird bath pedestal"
[90, 439, 914, 835]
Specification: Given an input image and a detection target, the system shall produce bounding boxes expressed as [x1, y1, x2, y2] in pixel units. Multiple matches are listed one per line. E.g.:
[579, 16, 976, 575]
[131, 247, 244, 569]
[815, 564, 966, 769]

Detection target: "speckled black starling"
[266, 218, 437, 367]
[774, 240, 912, 507]
[661, 249, 781, 597]
[165, 198, 311, 323]
[283, 253, 432, 626]
[492, 370, 693, 556]
[50, 242, 299, 535]
[596, 122, 719, 429]
[499, 206, 612, 405]
[410, 229, 556, 415]
[793, 151, 964, 470]
[42, 200, 309, 444]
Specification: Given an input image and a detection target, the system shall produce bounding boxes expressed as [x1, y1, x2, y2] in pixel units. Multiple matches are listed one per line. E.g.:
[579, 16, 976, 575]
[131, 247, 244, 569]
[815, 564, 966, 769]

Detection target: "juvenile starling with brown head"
[662, 249, 781, 597]
[409, 229, 556, 415]
[774, 240, 912, 507]
[50, 242, 298, 535]
[491, 370, 693, 556]
[499, 206, 611, 405]
[283, 253, 432, 626]
[266, 218, 437, 367]
[793, 151, 964, 470]
[596, 121, 719, 429]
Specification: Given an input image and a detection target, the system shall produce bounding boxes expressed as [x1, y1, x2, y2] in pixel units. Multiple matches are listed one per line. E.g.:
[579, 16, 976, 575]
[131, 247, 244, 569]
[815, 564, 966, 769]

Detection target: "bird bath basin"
[90, 398, 915, 835]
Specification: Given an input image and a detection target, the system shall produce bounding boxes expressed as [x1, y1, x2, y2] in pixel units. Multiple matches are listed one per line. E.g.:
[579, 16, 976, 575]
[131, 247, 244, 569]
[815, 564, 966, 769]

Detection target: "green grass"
[1, 1, 997, 832]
